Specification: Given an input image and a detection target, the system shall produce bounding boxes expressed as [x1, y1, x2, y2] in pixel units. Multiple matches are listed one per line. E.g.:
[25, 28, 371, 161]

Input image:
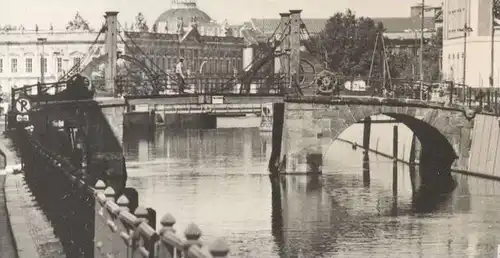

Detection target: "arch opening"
[327, 112, 458, 192]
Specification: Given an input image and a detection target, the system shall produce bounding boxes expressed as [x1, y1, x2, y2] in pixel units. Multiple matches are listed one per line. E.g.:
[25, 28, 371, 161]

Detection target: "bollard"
[209, 238, 230, 258]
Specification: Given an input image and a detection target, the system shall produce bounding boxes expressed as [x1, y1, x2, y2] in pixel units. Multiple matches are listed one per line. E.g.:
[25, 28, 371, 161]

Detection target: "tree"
[66, 12, 92, 32]
[422, 27, 443, 81]
[316, 9, 386, 78]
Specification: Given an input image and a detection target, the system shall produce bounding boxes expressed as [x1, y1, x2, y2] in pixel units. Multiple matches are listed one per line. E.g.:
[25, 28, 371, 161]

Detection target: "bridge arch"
[280, 101, 473, 191]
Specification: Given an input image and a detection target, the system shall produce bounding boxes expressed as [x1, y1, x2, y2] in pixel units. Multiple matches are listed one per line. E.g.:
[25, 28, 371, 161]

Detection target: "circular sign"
[15, 98, 31, 114]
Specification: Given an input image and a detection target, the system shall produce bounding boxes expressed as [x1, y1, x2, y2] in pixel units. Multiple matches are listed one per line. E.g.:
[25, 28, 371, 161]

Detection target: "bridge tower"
[288, 10, 302, 93]
[104, 11, 119, 97]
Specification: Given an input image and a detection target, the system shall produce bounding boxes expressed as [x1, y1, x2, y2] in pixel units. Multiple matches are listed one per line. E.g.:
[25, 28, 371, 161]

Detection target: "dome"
[154, 0, 212, 31]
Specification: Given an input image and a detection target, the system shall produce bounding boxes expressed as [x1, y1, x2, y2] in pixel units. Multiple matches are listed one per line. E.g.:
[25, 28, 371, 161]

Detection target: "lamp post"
[459, 23, 473, 104]
[37, 38, 47, 84]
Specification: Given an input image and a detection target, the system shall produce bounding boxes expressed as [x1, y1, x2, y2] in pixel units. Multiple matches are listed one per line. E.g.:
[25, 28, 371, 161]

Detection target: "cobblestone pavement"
[5, 173, 66, 258]
[0, 175, 17, 258]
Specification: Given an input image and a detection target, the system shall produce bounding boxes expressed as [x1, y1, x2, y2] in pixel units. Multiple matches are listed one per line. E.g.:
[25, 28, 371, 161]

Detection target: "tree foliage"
[314, 9, 442, 82]
[316, 10, 386, 78]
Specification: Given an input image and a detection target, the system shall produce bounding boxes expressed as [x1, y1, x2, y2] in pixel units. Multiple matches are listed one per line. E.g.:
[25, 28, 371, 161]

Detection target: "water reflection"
[124, 127, 500, 257]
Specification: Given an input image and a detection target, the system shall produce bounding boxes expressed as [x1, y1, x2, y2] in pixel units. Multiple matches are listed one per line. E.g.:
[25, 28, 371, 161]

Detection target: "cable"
[59, 25, 106, 82]
[219, 23, 291, 92]
[118, 22, 177, 82]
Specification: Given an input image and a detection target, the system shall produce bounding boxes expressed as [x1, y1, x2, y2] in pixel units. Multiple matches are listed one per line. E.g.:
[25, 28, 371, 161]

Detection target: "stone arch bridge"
[270, 96, 477, 190]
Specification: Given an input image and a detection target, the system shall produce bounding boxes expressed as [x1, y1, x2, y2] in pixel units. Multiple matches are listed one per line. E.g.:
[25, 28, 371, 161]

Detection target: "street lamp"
[37, 38, 47, 84]
[459, 23, 473, 104]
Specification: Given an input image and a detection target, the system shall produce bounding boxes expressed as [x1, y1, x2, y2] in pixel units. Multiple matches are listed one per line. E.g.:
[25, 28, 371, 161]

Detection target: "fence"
[11, 128, 230, 258]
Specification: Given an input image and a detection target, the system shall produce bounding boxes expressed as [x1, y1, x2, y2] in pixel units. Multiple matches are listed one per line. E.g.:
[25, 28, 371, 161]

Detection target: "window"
[73, 57, 81, 66]
[57, 57, 62, 72]
[0, 59, 3, 73]
[42, 58, 47, 73]
[25, 58, 32, 73]
[11, 58, 17, 73]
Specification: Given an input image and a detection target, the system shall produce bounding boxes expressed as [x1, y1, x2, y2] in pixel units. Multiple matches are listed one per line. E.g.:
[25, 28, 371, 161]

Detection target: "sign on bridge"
[15, 97, 31, 114]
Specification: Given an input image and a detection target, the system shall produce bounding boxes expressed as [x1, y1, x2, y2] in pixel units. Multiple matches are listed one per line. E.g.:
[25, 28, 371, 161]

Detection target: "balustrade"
[11, 128, 231, 258]
[93, 180, 230, 258]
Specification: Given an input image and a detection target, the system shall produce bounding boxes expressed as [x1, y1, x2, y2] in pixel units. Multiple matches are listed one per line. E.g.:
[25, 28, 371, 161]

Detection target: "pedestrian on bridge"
[175, 57, 186, 94]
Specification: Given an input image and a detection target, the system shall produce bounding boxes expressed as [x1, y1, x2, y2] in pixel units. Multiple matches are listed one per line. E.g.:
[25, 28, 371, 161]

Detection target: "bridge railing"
[94, 180, 230, 258]
[117, 73, 288, 97]
[319, 77, 500, 115]
[12, 129, 230, 258]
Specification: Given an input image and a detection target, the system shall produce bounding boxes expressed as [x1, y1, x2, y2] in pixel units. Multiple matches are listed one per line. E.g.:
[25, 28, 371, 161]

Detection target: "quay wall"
[10, 129, 231, 257]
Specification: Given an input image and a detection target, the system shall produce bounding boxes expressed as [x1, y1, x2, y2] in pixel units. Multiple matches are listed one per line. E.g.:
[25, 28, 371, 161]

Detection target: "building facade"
[0, 30, 104, 96]
[126, 0, 245, 75]
[442, 0, 500, 87]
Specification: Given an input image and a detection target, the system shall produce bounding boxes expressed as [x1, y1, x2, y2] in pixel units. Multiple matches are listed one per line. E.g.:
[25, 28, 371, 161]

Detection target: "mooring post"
[362, 151, 370, 186]
[363, 117, 371, 151]
[449, 81, 454, 105]
[362, 117, 371, 185]
[488, 89, 492, 108]
[392, 125, 398, 196]
[495, 90, 498, 114]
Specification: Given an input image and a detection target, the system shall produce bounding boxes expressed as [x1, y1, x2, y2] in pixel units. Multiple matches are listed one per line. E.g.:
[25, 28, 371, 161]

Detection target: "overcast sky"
[0, 0, 443, 30]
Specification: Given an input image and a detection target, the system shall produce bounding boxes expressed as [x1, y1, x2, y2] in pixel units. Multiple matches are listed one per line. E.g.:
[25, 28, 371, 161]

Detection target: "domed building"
[155, 0, 214, 34]
[124, 0, 252, 76]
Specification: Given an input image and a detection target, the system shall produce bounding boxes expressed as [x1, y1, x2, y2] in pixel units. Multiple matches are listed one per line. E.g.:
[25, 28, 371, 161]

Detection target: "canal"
[123, 125, 500, 258]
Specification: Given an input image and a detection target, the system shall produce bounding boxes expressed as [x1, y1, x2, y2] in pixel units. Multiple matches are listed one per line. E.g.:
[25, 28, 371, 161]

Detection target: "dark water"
[123, 127, 500, 258]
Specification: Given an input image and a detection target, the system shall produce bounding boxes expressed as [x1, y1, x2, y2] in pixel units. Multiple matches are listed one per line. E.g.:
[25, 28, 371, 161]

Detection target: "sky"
[0, 0, 443, 30]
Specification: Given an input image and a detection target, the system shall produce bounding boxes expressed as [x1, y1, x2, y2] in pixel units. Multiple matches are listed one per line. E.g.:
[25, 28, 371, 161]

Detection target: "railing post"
[117, 194, 130, 212]
[104, 186, 116, 202]
[183, 223, 202, 254]
[157, 213, 177, 257]
[95, 180, 106, 193]
[209, 238, 230, 258]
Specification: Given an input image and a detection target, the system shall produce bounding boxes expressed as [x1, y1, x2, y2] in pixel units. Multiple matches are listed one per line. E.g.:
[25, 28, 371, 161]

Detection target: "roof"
[250, 16, 436, 35]
[154, 7, 212, 26]
[240, 28, 268, 47]
[374, 17, 435, 33]
[250, 18, 327, 35]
